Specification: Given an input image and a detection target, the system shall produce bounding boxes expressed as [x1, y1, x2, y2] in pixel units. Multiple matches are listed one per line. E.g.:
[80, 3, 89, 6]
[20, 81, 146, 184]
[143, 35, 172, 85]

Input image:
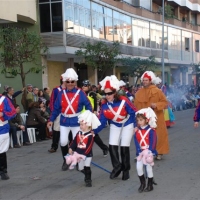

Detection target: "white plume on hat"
[78, 110, 101, 129]
[154, 77, 162, 85]
[141, 71, 160, 85]
[61, 68, 78, 81]
[119, 80, 126, 87]
[136, 107, 157, 128]
[99, 75, 120, 91]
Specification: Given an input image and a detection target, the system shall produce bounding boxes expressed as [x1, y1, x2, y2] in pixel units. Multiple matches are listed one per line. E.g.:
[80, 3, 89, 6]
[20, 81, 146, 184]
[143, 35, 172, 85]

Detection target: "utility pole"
[162, 0, 165, 84]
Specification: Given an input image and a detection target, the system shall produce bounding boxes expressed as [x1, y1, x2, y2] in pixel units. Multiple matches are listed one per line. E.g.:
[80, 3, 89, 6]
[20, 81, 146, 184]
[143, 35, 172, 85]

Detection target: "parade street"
[0, 108, 199, 200]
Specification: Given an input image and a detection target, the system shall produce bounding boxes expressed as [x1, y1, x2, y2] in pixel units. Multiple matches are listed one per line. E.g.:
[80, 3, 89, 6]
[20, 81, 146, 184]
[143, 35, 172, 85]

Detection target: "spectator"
[21, 84, 33, 112]
[6, 87, 25, 106]
[26, 102, 47, 141]
[2, 85, 9, 96]
[9, 104, 31, 148]
[43, 87, 50, 101]
[38, 89, 46, 104]
[26, 87, 39, 109]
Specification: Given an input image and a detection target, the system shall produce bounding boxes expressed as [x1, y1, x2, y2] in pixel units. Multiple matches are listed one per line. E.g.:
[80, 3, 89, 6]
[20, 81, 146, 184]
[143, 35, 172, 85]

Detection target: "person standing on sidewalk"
[134, 71, 169, 160]
[0, 94, 16, 180]
[93, 75, 137, 181]
[81, 80, 109, 157]
[48, 78, 67, 153]
[47, 68, 92, 171]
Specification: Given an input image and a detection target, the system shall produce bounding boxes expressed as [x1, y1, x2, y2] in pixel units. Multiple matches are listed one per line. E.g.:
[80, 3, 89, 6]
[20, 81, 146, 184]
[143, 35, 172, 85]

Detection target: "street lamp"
[161, 0, 165, 84]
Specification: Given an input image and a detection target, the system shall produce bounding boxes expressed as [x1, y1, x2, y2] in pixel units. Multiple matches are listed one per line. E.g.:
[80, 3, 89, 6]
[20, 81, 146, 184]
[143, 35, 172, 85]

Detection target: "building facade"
[0, 0, 43, 104]
[39, 0, 200, 87]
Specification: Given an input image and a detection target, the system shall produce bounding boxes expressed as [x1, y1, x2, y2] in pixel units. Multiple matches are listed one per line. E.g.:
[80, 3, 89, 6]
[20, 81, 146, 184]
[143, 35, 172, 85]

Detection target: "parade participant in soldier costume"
[134, 107, 157, 193]
[93, 75, 137, 181]
[81, 80, 109, 157]
[134, 71, 169, 160]
[47, 68, 92, 171]
[0, 94, 16, 180]
[48, 77, 66, 154]
[68, 110, 101, 187]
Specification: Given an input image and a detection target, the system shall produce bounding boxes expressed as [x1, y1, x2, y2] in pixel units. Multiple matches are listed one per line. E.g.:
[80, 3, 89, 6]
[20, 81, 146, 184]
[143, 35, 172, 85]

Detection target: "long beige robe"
[134, 85, 169, 154]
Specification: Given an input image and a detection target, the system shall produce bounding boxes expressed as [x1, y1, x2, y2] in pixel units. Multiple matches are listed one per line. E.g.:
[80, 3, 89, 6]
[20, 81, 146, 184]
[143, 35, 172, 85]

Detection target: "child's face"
[137, 117, 148, 127]
[80, 121, 90, 132]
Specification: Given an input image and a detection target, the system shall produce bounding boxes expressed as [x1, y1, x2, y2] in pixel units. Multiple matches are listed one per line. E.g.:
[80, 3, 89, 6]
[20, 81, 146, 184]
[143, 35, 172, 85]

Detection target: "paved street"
[0, 108, 200, 200]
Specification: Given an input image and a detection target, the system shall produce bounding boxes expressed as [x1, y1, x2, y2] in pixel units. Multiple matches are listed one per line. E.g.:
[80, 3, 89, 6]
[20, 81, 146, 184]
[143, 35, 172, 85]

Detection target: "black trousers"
[94, 134, 108, 151]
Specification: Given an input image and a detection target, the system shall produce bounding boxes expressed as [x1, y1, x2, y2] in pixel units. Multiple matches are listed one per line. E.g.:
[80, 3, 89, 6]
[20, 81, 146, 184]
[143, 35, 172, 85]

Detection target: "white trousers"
[109, 123, 134, 146]
[78, 157, 92, 170]
[0, 133, 9, 154]
[60, 126, 80, 146]
[136, 160, 153, 178]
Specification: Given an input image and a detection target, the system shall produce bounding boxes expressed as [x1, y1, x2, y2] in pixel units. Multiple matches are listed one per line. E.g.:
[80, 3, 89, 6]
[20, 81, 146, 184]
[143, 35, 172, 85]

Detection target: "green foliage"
[0, 26, 48, 86]
[75, 41, 120, 81]
[158, 4, 174, 20]
[118, 56, 157, 86]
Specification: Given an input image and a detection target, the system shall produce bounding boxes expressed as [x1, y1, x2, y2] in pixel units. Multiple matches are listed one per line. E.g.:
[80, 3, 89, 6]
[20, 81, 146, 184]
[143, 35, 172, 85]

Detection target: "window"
[185, 38, 189, 51]
[39, 4, 51, 32]
[51, 3, 63, 31]
[195, 40, 199, 52]
[39, 0, 49, 2]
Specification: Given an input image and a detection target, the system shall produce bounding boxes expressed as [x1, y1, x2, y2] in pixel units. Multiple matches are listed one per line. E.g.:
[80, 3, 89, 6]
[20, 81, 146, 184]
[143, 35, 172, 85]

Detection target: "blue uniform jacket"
[0, 95, 16, 134]
[93, 97, 137, 134]
[50, 87, 92, 127]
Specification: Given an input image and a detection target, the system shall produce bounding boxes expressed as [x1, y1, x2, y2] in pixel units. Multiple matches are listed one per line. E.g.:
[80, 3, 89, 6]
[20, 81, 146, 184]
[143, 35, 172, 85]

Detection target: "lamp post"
[162, 0, 165, 84]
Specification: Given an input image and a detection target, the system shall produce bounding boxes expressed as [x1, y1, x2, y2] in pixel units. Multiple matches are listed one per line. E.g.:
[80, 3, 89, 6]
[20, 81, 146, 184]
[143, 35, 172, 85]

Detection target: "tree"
[118, 56, 157, 86]
[75, 41, 120, 81]
[0, 26, 48, 87]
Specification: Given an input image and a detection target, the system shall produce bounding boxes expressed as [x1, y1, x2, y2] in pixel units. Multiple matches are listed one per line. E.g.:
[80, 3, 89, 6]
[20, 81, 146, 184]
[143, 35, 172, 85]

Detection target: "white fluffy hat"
[136, 107, 157, 128]
[99, 75, 120, 91]
[61, 68, 78, 81]
[78, 110, 101, 129]
[119, 80, 126, 87]
[154, 77, 162, 85]
[141, 71, 160, 85]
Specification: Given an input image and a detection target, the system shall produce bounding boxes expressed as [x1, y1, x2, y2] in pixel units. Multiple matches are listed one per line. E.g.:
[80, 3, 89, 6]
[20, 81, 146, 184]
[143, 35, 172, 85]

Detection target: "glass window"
[133, 19, 149, 47]
[39, 4, 51, 32]
[150, 23, 167, 49]
[193, 33, 200, 63]
[113, 11, 131, 44]
[182, 30, 192, 61]
[92, 3, 105, 39]
[64, 0, 91, 37]
[39, 0, 49, 2]
[168, 27, 181, 60]
[51, 3, 63, 32]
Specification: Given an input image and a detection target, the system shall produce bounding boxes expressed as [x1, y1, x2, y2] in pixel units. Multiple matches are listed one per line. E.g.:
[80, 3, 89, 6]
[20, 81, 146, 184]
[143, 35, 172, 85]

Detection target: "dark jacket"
[26, 107, 46, 126]
[9, 113, 23, 127]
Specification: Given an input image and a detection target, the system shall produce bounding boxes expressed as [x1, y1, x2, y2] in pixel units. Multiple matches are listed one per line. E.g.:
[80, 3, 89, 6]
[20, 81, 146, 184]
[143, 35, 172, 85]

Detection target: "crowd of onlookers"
[128, 83, 200, 111]
[2, 84, 51, 148]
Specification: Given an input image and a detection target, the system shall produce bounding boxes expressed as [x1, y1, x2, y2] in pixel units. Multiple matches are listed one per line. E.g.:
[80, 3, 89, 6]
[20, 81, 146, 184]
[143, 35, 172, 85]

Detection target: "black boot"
[121, 146, 130, 181]
[144, 177, 153, 192]
[60, 145, 69, 171]
[84, 166, 92, 187]
[109, 145, 121, 179]
[138, 175, 146, 193]
[0, 153, 9, 180]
